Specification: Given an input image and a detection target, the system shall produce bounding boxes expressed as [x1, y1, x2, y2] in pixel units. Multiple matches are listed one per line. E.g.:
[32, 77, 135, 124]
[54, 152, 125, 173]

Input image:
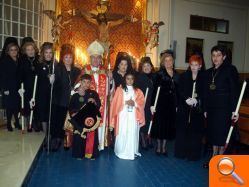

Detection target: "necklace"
[209, 68, 219, 90]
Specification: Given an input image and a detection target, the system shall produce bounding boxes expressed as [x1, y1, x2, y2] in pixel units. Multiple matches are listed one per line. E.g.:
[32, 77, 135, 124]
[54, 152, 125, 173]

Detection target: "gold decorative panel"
[57, 0, 146, 68]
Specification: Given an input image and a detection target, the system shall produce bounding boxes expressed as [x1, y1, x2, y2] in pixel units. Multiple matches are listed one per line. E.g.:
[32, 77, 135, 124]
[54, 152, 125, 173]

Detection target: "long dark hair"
[121, 72, 138, 92]
[113, 54, 133, 74]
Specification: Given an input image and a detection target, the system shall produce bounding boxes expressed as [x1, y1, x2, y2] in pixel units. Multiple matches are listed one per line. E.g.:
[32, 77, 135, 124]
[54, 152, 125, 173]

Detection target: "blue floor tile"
[28, 141, 208, 187]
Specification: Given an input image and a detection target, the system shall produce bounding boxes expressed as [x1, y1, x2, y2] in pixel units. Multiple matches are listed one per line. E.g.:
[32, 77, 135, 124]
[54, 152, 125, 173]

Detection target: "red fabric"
[78, 65, 107, 126]
[85, 131, 95, 156]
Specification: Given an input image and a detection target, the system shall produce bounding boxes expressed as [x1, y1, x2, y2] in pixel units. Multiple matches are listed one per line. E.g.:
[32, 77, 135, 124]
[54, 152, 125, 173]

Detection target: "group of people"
[0, 37, 240, 164]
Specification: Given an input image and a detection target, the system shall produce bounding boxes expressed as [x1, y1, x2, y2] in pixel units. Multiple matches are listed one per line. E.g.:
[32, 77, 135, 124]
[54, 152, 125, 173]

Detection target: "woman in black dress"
[36, 42, 55, 132]
[136, 57, 155, 149]
[18, 42, 40, 132]
[174, 55, 205, 161]
[50, 44, 81, 151]
[112, 54, 133, 89]
[0, 42, 21, 131]
[151, 51, 179, 156]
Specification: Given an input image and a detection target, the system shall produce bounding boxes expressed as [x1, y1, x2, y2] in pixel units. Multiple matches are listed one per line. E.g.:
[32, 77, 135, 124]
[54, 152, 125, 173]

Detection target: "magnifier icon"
[217, 157, 244, 185]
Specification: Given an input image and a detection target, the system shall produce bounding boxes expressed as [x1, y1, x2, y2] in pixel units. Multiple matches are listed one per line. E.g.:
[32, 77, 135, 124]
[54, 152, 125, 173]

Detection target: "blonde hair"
[160, 53, 174, 69]
[21, 42, 39, 55]
[39, 42, 54, 63]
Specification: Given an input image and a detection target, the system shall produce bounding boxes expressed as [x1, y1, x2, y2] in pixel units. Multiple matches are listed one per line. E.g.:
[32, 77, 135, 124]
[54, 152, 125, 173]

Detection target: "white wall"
[170, 0, 248, 72]
[147, 0, 173, 67]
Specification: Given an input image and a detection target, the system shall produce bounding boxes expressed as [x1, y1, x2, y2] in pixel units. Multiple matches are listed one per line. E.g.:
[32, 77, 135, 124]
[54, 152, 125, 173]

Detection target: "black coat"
[151, 69, 180, 140]
[69, 91, 100, 159]
[136, 72, 155, 132]
[53, 63, 81, 107]
[69, 90, 101, 115]
[17, 55, 39, 114]
[35, 60, 55, 122]
[174, 70, 205, 160]
[204, 61, 239, 145]
[0, 56, 20, 110]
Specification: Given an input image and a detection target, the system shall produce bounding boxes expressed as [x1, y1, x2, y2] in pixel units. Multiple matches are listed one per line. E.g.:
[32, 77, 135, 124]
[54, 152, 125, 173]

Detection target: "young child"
[110, 72, 145, 160]
[69, 74, 101, 159]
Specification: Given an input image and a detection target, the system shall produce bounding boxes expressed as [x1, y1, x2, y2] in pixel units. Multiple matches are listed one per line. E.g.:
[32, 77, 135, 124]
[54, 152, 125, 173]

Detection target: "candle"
[29, 76, 38, 129]
[235, 81, 247, 115]
[144, 87, 149, 103]
[154, 86, 161, 107]
[225, 80, 247, 148]
[32, 76, 38, 99]
[191, 82, 196, 98]
[21, 83, 24, 132]
[108, 63, 111, 71]
[21, 83, 24, 108]
[148, 86, 161, 135]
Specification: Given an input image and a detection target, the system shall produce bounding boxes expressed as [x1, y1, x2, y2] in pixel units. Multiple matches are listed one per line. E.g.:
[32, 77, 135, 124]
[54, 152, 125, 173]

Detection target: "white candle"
[108, 63, 111, 71]
[154, 86, 161, 107]
[235, 81, 247, 115]
[21, 83, 24, 131]
[225, 80, 247, 146]
[52, 57, 55, 74]
[32, 76, 38, 99]
[148, 121, 153, 135]
[191, 82, 196, 98]
[21, 83, 24, 108]
[148, 86, 161, 135]
[144, 87, 149, 103]
[29, 76, 38, 129]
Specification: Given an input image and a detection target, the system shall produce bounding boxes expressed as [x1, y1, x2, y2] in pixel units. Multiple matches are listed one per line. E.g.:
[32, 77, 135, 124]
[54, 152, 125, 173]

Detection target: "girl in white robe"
[110, 73, 145, 160]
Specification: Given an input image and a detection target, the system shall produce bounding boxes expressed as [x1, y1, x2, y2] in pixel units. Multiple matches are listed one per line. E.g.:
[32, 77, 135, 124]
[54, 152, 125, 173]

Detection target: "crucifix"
[71, 3, 137, 56]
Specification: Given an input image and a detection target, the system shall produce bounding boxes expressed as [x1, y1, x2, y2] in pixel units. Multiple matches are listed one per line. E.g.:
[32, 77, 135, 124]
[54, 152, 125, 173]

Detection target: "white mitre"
[87, 40, 105, 56]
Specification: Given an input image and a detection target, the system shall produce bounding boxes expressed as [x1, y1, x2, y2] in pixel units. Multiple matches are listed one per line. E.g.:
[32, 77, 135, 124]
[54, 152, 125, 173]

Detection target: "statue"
[43, 10, 72, 44]
[143, 21, 165, 50]
[69, 4, 137, 56]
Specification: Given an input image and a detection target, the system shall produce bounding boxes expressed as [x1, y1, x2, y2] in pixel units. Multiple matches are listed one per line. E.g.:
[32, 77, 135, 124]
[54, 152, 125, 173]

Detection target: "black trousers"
[50, 104, 68, 139]
[6, 108, 19, 128]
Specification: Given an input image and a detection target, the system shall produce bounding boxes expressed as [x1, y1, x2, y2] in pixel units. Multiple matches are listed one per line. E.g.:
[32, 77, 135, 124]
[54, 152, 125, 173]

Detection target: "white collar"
[91, 66, 99, 71]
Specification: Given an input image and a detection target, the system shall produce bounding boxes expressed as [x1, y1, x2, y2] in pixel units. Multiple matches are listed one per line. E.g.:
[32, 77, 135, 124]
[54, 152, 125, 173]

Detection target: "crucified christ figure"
[78, 10, 137, 54]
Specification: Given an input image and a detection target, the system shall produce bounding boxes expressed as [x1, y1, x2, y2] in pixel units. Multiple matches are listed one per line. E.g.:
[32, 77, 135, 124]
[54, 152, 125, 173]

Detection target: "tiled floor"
[28, 141, 208, 187]
[0, 130, 44, 187]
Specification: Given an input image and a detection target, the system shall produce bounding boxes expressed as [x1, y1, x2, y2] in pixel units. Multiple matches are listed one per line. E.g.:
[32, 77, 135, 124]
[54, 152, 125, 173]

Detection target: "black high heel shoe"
[7, 126, 13, 132]
[155, 149, 161, 156]
[162, 150, 168, 157]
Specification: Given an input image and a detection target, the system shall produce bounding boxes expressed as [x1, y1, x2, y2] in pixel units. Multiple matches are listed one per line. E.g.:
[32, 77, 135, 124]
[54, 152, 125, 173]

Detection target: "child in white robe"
[110, 73, 145, 160]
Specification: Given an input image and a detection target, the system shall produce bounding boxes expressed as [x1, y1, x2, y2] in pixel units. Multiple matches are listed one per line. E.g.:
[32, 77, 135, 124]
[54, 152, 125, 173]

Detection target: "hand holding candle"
[225, 81, 247, 150]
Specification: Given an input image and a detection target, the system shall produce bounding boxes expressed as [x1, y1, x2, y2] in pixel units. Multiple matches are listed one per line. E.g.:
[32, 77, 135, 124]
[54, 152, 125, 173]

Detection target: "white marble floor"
[0, 129, 44, 187]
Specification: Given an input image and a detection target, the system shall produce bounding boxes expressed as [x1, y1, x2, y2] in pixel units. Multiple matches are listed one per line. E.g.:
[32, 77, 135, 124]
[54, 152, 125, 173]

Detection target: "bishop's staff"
[47, 57, 55, 154]
[148, 86, 161, 135]
[28, 75, 38, 130]
[188, 81, 196, 124]
[106, 45, 114, 147]
[224, 80, 247, 151]
[20, 83, 25, 133]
